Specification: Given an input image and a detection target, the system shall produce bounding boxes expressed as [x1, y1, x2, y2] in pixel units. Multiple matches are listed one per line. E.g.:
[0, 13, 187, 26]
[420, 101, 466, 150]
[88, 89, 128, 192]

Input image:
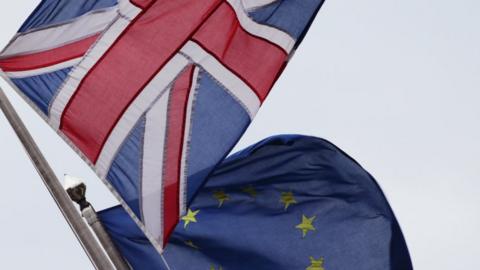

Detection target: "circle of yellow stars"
[180, 187, 325, 269]
[280, 191, 297, 210]
[213, 190, 230, 207]
[184, 240, 199, 250]
[307, 257, 325, 270]
[181, 209, 199, 228]
[241, 185, 257, 198]
[296, 215, 317, 238]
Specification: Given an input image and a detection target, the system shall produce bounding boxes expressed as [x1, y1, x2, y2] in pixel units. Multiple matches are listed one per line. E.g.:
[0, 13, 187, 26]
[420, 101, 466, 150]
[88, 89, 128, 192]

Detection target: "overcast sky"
[0, 0, 479, 269]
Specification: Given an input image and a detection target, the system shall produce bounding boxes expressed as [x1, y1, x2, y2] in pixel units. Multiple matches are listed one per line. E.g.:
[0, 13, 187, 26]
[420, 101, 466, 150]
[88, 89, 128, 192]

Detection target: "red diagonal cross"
[60, 0, 223, 163]
[60, 0, 288, 164]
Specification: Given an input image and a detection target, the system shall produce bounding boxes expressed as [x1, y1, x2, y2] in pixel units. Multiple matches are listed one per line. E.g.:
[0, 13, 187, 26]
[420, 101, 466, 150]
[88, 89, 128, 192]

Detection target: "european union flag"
[99, 135, 412, 270]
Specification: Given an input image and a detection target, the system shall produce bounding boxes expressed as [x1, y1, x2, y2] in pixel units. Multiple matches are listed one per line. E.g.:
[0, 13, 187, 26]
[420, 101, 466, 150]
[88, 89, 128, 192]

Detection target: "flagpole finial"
[64, 175, 90, 211]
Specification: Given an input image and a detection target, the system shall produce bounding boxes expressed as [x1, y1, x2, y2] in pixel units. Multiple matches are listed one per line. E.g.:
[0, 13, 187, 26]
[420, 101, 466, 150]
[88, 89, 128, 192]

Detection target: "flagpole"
[82, 205, 130, 270]
[64, 176, 130, 270]
[0, 87, 113, 270]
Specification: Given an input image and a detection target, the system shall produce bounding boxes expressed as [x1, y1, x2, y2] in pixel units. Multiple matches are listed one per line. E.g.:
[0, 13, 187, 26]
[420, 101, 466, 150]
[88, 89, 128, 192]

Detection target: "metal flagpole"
[0, 87, 113, 270]
[82, 205, 130, 270]
[64, 175, 130, 270]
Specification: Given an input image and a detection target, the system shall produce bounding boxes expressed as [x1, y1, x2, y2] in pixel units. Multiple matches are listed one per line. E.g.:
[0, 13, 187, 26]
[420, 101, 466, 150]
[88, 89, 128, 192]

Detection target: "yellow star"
[242, 185, 257, 198]
[184, 240, 199, 249]
[210, 266, 223, 270]
[213, 190, 230, 207]
[306, 257, 325, 270]
[296, 215, 316, 238]
[280, 191, 297, 210]
[181, 209, 199, 228]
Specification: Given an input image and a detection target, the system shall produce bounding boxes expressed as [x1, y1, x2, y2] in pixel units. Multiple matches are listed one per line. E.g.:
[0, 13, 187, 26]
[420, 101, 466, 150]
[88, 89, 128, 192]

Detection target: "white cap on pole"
[64, 174, 84, 190]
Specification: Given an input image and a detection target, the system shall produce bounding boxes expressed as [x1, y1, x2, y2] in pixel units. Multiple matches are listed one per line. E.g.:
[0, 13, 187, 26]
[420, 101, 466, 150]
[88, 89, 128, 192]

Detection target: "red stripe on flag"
[162, 65, 194, 245]
[129, 0, 154, 9]
[192, 2, 288, 101]
[59, 0, 222, 163]
[0, 35, 99, 72]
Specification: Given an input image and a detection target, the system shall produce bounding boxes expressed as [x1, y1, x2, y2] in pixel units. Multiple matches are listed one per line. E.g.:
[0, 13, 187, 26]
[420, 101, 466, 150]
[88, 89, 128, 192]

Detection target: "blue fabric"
[99, 206, 169, 270]
[106, 116, 145, 218]
[99, 135, 412, 270]
[186, 69, 250, 203]
[248, 0, 326, 42]
[19, 0, 117, 33]
[11, 66, 72, 115]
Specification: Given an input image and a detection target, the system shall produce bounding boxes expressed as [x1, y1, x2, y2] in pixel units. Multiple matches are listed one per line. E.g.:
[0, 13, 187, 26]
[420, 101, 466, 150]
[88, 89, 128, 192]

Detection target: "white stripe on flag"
[141, 86, 171, 245]
[241, 0, 278, 11]
[227, 0, 295, 53]
[180, 41, 260, 119]
[95, 54, 190, 178]
[0, 6, 117, 58]
[3, 57, 82, 78]
[48, 8, 142, 130]
[178, 66, 200, 217]
[118, 0, 143, 19]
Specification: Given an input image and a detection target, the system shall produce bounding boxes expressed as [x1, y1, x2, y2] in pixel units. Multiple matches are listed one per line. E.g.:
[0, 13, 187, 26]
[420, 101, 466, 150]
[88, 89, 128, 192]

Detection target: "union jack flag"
[0, 0, 324, 251]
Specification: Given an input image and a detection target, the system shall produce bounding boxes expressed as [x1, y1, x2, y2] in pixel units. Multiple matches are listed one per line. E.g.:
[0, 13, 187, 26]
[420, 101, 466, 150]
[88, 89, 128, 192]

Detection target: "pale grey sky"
[1, 0, 479, 269]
